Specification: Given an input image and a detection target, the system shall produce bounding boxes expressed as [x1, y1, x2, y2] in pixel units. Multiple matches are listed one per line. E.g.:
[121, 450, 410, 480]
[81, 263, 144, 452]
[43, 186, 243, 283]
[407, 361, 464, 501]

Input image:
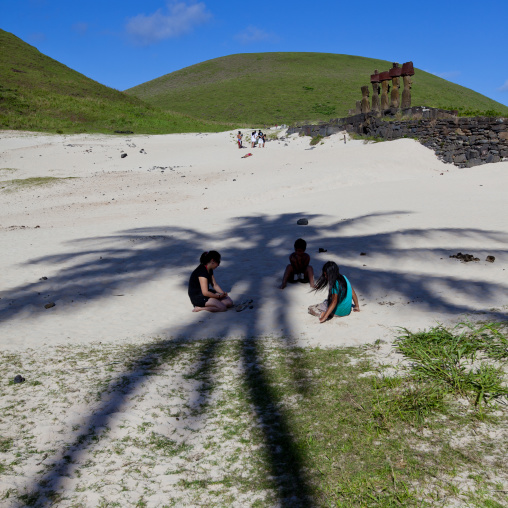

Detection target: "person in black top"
[188, 251, 234, 312]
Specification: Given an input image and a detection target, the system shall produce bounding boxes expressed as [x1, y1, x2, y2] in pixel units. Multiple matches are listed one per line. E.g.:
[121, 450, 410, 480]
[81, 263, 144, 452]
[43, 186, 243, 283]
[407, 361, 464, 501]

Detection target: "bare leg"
[192, 299, 228, 313]
[221, 296, 234, 308]
[280, 264, 294, 289]
[305, 265, 315, 288]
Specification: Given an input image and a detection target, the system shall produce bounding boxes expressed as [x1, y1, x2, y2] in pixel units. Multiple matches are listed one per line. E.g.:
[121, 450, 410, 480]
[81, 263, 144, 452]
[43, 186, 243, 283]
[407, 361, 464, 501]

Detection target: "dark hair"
[294, 238, 307, 251]
[200, 250, 221, 265]
[313, 261, 347, 306]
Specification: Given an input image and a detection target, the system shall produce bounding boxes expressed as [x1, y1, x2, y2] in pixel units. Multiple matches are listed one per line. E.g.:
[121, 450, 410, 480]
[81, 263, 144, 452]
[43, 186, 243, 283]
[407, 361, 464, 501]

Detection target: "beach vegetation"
[0, 324, 506, 506]
[439, 106, 508, 118]
[309, 134, 323, 145]
[349, 132, 385, 143]
[0, 176, 76, 191]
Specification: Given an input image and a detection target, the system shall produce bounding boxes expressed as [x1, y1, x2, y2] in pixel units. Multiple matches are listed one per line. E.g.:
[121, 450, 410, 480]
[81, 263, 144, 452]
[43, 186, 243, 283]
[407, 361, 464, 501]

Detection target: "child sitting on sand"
[280, 238, 315, 289]
[308, 261, 360, 323]
[188, 251, 234, 312]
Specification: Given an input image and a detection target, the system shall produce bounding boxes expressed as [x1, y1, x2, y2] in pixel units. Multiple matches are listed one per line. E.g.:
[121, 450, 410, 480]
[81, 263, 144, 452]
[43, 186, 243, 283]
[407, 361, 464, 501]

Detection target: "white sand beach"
[1, 129, 508, 507]
[1, 129, 507, 350]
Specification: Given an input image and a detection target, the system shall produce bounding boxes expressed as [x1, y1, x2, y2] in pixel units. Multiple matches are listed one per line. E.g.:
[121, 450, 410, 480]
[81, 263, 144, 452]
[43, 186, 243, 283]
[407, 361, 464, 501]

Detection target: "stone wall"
[288, 107, 508, 168]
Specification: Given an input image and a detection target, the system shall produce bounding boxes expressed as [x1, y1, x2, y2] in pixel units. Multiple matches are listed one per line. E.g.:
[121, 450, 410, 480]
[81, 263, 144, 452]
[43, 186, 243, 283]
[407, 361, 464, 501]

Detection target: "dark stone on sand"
[360, 252, 367, 256]
[13, 375, 25, 384]
[486, 256, 495, 263]
[449, 252, 480, 262]
[318, 248, 327, 252]
[297, 218, 308, 225]
[44, 302, 56, 309]
[39, 276, 48, 280]
[121, 153, 127, 158]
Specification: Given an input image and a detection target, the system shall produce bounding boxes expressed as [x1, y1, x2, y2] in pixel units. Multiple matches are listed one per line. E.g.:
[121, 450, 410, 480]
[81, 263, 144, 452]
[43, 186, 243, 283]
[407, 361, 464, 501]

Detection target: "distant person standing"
[237, 131, 243, 149]
[257, 130, 265, 148]
[251, 131, 257, 148]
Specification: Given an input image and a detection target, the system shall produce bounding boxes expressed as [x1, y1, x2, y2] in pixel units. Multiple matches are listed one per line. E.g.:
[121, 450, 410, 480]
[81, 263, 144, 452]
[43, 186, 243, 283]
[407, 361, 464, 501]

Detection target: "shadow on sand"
[3, 212, 508, 505]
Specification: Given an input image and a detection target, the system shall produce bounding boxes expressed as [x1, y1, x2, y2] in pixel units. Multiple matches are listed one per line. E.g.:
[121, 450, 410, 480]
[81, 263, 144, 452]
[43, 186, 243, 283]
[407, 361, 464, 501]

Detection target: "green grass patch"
[0, 436, 13, 453]
[0, 325, 506, 506]
[394, 322, 508, 409]
[439, 106, 508, 118]
[309, 134, 324, 145]
[0, 176, 75, 190]
[349, 132, 386, 143]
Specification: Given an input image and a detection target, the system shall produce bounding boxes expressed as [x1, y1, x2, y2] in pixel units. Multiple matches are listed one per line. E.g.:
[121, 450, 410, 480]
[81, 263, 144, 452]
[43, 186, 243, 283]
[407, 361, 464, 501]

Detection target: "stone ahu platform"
[288, 107, 508, 168]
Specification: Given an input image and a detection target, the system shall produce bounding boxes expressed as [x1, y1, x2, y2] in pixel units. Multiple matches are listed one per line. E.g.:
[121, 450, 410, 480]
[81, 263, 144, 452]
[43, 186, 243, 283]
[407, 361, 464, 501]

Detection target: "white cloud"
[234, 26, 279, 45]
[498, 79, 508, 92]
[423, 69, 461, 80]
[72, 22, 88, 36]
[125, 1, 211, 46]
[27, 32, 46, 43]
[436, 70, 461, 80]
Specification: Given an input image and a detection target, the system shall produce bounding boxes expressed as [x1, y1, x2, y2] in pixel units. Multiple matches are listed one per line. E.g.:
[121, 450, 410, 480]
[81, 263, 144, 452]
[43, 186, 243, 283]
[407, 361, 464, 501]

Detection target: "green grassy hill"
[126, 52, 508, 125]
[0, 29, 231, 134]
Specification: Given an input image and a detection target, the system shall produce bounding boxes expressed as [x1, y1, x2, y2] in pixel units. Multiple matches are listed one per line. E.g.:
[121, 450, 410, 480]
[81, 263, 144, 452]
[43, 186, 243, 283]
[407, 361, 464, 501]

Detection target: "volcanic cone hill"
[126, 52, 508, 125]
[0, 29, 231, 134]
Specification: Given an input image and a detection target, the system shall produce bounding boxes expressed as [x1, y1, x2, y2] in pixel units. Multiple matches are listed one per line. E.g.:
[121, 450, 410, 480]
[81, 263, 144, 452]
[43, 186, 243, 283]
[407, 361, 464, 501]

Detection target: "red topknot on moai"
[368, 61, 415, 112]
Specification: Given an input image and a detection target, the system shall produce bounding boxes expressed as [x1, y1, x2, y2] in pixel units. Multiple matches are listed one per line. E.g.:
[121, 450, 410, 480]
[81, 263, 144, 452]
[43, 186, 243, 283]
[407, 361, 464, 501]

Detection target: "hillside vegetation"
[126, 52, 508, 125]
[0, 29, 232, 134]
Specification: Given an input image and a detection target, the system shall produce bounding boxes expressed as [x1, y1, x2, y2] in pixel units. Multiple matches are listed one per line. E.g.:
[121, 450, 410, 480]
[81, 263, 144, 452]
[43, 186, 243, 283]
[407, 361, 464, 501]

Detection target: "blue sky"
[2, 0, 508, 106]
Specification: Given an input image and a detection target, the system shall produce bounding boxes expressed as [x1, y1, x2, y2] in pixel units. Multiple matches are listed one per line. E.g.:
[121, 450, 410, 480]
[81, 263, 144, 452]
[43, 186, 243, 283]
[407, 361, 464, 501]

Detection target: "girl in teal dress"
[308, 261, 360, 323]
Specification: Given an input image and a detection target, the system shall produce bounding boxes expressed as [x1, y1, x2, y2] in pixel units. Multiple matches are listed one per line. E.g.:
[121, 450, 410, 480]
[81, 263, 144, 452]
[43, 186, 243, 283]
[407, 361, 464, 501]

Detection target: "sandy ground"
[1, 129, 507, 350]
[1, 129, 508, 507]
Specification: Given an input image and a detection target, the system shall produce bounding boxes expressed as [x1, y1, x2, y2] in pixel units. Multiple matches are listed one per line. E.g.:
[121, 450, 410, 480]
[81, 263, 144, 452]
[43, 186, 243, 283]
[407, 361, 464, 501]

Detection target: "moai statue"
[389, 63, 402, 109]
[370, 70, 381, 113]
[379, 71, 391, 110]
[401, 61, 415, 109]
[355, 100, 362, 115]
[361, 86, 371, 113]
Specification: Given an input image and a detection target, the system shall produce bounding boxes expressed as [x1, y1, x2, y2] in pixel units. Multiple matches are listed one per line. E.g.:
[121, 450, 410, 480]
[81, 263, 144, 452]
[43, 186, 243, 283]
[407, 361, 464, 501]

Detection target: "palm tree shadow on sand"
[5, 211, 508, 505]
